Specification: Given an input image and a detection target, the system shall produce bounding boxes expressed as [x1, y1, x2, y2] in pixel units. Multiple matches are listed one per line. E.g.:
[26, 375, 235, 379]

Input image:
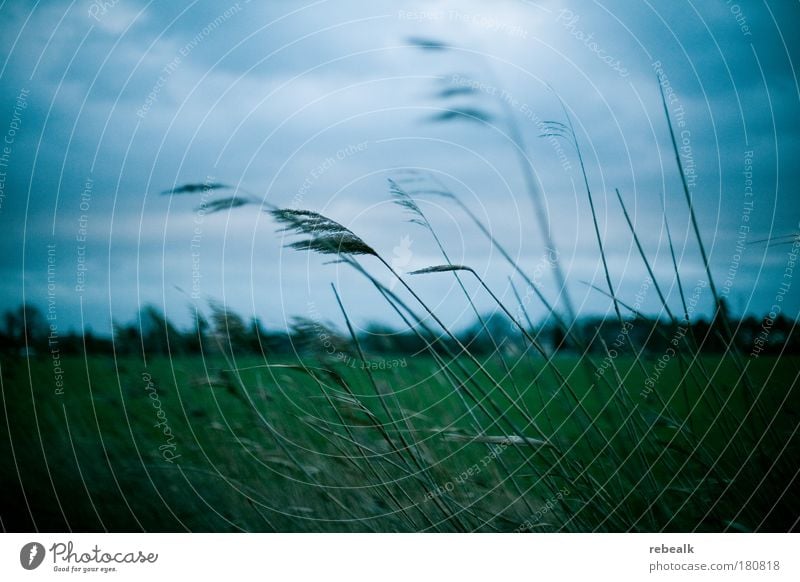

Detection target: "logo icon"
[390, 234, 414, 290]
[20, 542, 45, 570]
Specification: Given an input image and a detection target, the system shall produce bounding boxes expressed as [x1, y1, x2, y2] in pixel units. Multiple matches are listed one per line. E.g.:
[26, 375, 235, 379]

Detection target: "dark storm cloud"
[0, 0, 797, 332]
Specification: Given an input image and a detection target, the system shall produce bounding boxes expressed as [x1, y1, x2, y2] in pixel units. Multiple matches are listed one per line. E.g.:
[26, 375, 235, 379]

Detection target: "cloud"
[1, 0, 798, 330]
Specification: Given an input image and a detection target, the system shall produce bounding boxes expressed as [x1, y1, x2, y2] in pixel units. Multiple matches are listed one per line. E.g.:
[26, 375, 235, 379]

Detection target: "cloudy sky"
[1, 0, 798, 335]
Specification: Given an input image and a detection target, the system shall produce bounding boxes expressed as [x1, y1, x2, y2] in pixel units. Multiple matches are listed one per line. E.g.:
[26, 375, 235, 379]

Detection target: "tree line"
[1, 300, 797, 359]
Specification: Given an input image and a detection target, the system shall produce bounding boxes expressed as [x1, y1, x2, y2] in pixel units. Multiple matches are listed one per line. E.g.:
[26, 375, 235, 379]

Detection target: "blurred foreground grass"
[1, 353, 798, 532]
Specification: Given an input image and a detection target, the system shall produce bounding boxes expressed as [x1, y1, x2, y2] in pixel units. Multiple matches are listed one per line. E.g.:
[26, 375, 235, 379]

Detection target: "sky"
[0, 0, 798, 336]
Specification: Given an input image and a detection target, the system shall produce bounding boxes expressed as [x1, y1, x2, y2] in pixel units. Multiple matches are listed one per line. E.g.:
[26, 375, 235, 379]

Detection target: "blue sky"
[1, 0, 798, 335]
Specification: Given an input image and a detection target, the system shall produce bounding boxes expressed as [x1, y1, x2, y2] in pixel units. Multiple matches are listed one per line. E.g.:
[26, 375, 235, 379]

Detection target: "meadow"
[1, 349, 797, 532]
[2, 70, 798, 534]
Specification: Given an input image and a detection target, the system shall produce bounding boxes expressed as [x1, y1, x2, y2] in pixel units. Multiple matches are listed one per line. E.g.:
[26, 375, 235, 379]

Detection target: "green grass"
[2, 353, 797, 532]
[4, 76, 798, 534]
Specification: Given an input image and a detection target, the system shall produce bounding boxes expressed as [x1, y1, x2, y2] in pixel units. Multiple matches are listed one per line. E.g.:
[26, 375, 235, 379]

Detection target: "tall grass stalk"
[657, 78, 775, 449]
[156, 79, 798, 532]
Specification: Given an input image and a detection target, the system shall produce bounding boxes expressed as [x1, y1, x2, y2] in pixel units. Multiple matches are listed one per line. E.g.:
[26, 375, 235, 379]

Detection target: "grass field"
[2, 72, 798, 533]
[2, 352, 798, 532]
